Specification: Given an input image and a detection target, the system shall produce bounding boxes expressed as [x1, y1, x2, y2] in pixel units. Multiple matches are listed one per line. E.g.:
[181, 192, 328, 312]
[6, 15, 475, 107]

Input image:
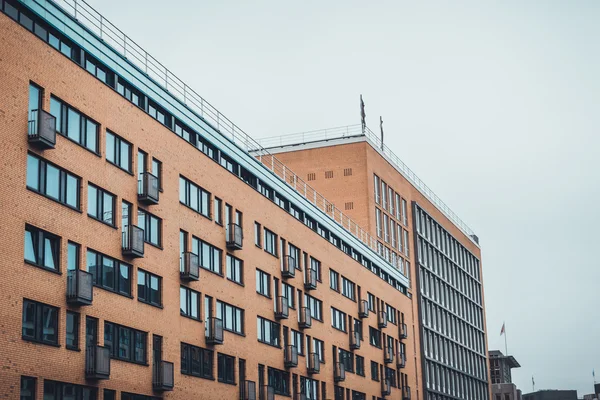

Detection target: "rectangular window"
[282, 282, 295, 309]
[49, 96, 99, 154]
[374, 175, 381, 204]
[22, 298, 58, 347]
[386, 304, 397, 325]
[216, 300, 244, 335]
[86, 249, 131, 296]
[291, 329, 304, 355]
[312, 338, 325, 363]
[367, 293, 375, 312]
[179, 176, 211, 218]
[310, 257, 322, 281]
[121, 393, 159, 400]
[217, 353, 236, 384]
[20, 376, 37, 400]
[192, 237, 222, 275]
[181, 342, 213, 379]
[254, 222, 261, 247]
[356, 355, 365, 376]
[105, 130, 132, 173]
[87, 183, 115, 226]
[117, 77, 144, 108]
[385, 367, 397, 387]
[402, 199, 408, 226]
[214, 198, 223, 225]
[331, 307, 347, 332]
[264, 228, 277, 256]
[104, 321, 147, 364]
[338, 348, 354, 373]
[103, 389, 116, 400]
[148, 101, 169, 127]
[151, 158, 162, 190]
[300, 376, 319, 400]
[288, 243, 301, 270]
[369, 327, 382, 348]
[137, 269, 162, 307]
[42, 380, 97, 400]
[180, 286, 200, 321]
[226, 255, 243, 285]
[24, 225, 60, 272]
[137, 209, 162, 247]
[371, 361, 379, 381]
[66, 311, 80, 350]
[268, 367, 290, 396]
[256, 316, 280, 347]
[329, 269, 339, 291]
[341, 277, 356, 301]
[304, 294, 323, 321]
[404, 230, 410, 257]
[26, 153, 80, 209]
[256, 269, 271, 298]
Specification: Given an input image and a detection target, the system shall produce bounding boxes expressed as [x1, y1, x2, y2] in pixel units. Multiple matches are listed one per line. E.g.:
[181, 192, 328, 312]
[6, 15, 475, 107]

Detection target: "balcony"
[85, 344, 110, 380]
[138, 172, 159, 205]
[243, 381, 256, 400]
[180, 252, 199, 281]
[350, 330, 361, 350]
[381, 379, 391, 397]
[275, 296, 289, 320]
[378, 311, 388, 329]
[400, 322, 408, 339]
[397, 351, 406, 369]
[308, 352, 320, 375]
[205, 317, 224, 345]
[304, 268, 317, 291]
[226, 223, 243, 250]
[384, 345, 394, 364]
[334, 362, 345, 382]
[27, 109, 56, 149]
[261, 385, 275, 400]
[122, 225, 144, 258]
[281, 255, 296, 279]
[403, 386, 411, 400]
[358, 299, 369, 318]
[298, 307, 312, 329]
[152, 360, 174, 391]
[66, 269, 93, 306]
[284, 345, 298, 368]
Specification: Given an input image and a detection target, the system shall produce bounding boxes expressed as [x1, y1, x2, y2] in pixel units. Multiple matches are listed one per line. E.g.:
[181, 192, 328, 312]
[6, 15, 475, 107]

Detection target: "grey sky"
[86, 0, 600, 394]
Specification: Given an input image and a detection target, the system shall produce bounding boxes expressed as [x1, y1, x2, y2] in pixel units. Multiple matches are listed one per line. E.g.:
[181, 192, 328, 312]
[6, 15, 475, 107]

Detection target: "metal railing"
[43, 0, 412, 277]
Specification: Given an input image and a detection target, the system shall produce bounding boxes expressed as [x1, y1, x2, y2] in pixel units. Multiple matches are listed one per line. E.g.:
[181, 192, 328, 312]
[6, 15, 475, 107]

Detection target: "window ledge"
[88, 215, 118, 229]
[24, 260, 62, 275]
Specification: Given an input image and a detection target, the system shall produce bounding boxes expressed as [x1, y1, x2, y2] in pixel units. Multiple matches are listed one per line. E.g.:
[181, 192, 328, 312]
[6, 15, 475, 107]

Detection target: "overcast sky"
[85, 0, 600, 394]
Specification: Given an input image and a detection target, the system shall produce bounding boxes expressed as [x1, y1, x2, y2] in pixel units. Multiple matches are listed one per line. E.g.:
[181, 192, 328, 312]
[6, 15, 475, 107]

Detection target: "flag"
[532, 376, 535, 386]
[500, 322, 505, 336]
[593, 369, 595, 378]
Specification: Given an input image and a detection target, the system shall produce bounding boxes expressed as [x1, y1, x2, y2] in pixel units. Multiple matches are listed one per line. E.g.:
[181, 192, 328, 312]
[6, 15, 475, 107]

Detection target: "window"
[214, 198, 223, 225]
[87, 184, 115, 226]
[42, 380, 97, 400]
[85, 54, 110, 83]
[367, 293, 375, 312]
[105, 131, 132, 172]
[288, 243, 301, 270]
[264, 229, 277, 256]
[104, 321, 147, 364]
[151, 158, 162, 190]
[300, 376, 319, 400]
[103, 389, 116, 400]
[375, 208, 382, 238]
[268, 367, 290, 396]
[338, 348, 354, 373]
[402, 199, 408, 226]
[180, 286, 200, 321]
[218, 353, 235, 384]
[137, 209, 162, 247]
[24, 225, 60, 272]
[226, 255, 243, 285]
[116, 77, 143, 108]
[386, 304, 397, 325]
[385, 367, 396, 387]
[20, 376, 37, 400]
[22, 299, 58, 346]
[304, 294, 323, 321]
[137, 269, 162, 307]
[256, 269, 271, 298]
[369, 327, 382, 348]
[26, 153, 80, 209]
[254, 222, 261, 247]
[374, 175, 381, 204]
[49, 96, 99, 153]
[371, 361, 379, 381]
[86, 249, 131, 296]
[179, 176, 211, 218]
[330, 269, 339, 291]
[331, 308, 347, 332]
[310, 257, 322, 281]
[404, 230, 410, 257]
[341, 277, 356, 301]
[66, 311, 80, 350]
[193, 237, 222, 275]
[282, 282, 295, 309]
[121, 393, 159, 400]
[291, 329, 304, 355]
[351, 391, 366, 400]
[356, 355, 365, 376]
[257, 316, 280, 347]
[312, 338, 325, 363]
[216, 300, 244, 335]
[148, 101, 168, 127]
[181, 342, 213, 379]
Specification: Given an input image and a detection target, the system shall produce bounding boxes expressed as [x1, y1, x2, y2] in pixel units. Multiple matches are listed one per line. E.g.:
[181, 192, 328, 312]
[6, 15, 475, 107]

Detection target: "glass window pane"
[180, 287, 187, 315]
[106, 132, 115, 163]
[66, 174, 78, 208]
[45, 164, 59, 199]
[87, 185, 97, 217]
[24, 230, 37, 264]
[86, 120, 98, 152]
[151, 276, 159, 304]
[120, 141, 130, 171]
[103, 192, 113, 224]
[119, 264, 130, 295]
[179, 178, 186, 203]
[102, 258, 115, 290]
[22, 301, 35, 338]
[67, 108, 80, 141]
[28, 84, 40, 116]
[42, 306, 57, 343]
[191, 292, 198, 319]
[67, 242, 78, 271]
[150, 217, 159, 245]
[43, 237, 57, 270]
[26, 155, 39, 190]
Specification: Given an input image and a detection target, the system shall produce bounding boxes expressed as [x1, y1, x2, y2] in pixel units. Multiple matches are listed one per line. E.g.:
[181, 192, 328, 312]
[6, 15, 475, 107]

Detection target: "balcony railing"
[281, 255, 296, 279]
[350, 330, 361, 350]
[275, 296, 289, 320]
[400, 322, 408, 339]
[308, 353, 320, 374]
[284, 345, 298, 368]
[384, 345, 394, 364]
[358, 299, 369, 318]
[304, 268, 317, 291]
[403, 386, 412, 400]
[152, 360, 174, 391]
[243, 380, 257, 400]
[85, 344, 110, 380]
[299, 307, 312, 329]
[27, 109, 56, 149]
[226, 223, 243, 250]
[261, 385, 275, 400]
[378, 311, 388, 329]
[138, 172, 159, 205]
[180, 252, 199, 281]
[381, 379, 391, 397]
[397, 351, 406, 369]
[66, 269, 93, 306]
[122, 225, 144, 258]
[334, 362, 345, 382]
[205, 317, 224, 345]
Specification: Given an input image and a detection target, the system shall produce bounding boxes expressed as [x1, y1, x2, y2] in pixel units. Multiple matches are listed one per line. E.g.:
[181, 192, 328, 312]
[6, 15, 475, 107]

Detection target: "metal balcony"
[205, 317, 224, 345]
[281, 255, 296, 279]
[275, 296, 289, 320]
[384, 345, 394, 364]
[298, 307, 312, 329]
[284, 345, 298, 368]
[403, 386, 412, 400]
[122, 225, 144, 258]
[381, 379, 391, 397]
[226, 223, 243, 250]
[378, 311, 388, 328]
[400, 322, 408, 339]
[261, 385, 274, 400]
[243, 381, 257, 400]
[27, 109, 56, 149]
[138, 172, 159, 205]
[180, 252, 199, 281]
[152, 360, 174, 391]
[397, 351, 406, 369]
[358, 299, 369, 318]
[85, 344, 110, 380]
[308, 352, 320, 375]
[66, 269, 93, 306]
[334, 362, 345, 382]
[304, 268, 317, 291]
[350, 330, 361, 350]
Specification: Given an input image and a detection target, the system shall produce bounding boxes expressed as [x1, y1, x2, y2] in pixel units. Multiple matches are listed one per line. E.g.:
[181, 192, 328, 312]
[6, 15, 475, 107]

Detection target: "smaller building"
[583, 393, 598, 400]
[522, 390, 578, 400]
[490, 350, 521, 384]
[492, 383, 522, 400]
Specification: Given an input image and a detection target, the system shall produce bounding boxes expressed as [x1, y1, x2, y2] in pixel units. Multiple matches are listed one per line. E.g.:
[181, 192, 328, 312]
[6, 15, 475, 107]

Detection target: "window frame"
[105, 130, 132, 173]
[216, 300, 244, 335]
[26, 153, 81, 210]
[226, 254, 243, 285]
[104, 321, 147, 365]
[180, 286, 201, 321]
[256, 269, 271, 298]
[137, 208, 162, 248]
[87, 183, 116, 227]
[217, 353, 236, 385]
[86, 249, 132, 297]
[256, 316, 280, 348]
[22, 299, 59, 346]
[137, 269, 162, 308]
[24, 224, 60, 273]
[180, 342, 213, 380]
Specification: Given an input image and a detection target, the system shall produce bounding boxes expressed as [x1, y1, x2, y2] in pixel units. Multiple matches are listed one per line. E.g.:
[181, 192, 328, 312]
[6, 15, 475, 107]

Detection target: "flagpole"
[504, 326, 508, 355]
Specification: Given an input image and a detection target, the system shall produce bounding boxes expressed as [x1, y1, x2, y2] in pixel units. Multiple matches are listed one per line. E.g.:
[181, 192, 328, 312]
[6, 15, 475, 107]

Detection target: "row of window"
[374, 174, 408, 226]
[329, 270, 357, 302]
[425, 358, 489, 400]
[375, 207, 410, 257]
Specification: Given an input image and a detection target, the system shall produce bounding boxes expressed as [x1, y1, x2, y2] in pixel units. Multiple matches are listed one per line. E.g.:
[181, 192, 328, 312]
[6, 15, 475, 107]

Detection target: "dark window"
[282, 282, 295, 309]
[151, 158, 162, 190]
[181, 342, 213, 379]
[121, 393, 160, 400]
[351, 391, 366, 400]
[180, 286, 200, 321]
[312, 338, 325, 363]
[20, 376, 36, 400]
[288, 243, 301, 270]
[86, 249, 131, 296]
[341, 277, 356, 301]
[192, 237, 222, 275]
[87, 184, 115, 226]
[371, 361, 379, 381]
[291, 329, 304, 355]
[267, 367, 290, 396]
[216, 300, 244, 335]
[338, 348, 354, 373]
[49, 96, 99, 154]
[179, 176, 211, 218]
[330, 269, 339, 291]
[24, 225, 60, 272]
[26, 153, 80, 209]
[22, 299, 58, 346]
[257, 316, 280, 347]
[334, 386, 344, 400]
[254, 222, 261, 247]
[369, 327, 382, 348]
[104, 322, 146, 364]
[356, 355, 365, 376]
[264, 229, 277, 256]
[385, 367, 396, 387]
[137, 209, 162, 247]
[42, 380, 97, 400]
[214, 197, 223, 225]
[300, 376, 319, 400]
[256, 269, 271, 297]
[85, 54, 111, 84]
[105, 131, 132, 173]
[331, 308, 347, 332]
[137, 269, 162, 307]
[310, 257, 322, 281]
[217, 353, 235, 384]
[117, 77, 144, 108]
[148, 101, 170, 128]
[367, 293, 375, 312]
[304, 294, 323, 321]
[66, 311, 80, 350]
[226, 255, 243, 285]
[103, 389, 116, 400]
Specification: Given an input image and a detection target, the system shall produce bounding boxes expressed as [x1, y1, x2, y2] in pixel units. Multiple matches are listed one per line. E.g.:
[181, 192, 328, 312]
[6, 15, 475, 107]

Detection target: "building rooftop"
[489, 350, 521, 368]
